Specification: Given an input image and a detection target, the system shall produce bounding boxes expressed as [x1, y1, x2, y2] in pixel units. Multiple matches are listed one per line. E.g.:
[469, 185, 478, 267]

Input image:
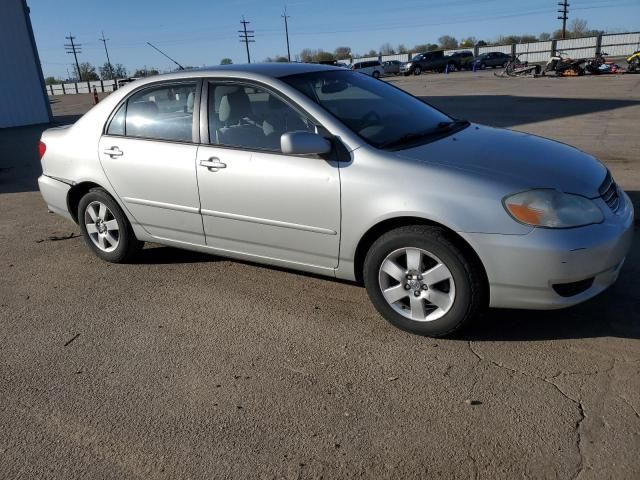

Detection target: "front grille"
[599, 171, 620, 212]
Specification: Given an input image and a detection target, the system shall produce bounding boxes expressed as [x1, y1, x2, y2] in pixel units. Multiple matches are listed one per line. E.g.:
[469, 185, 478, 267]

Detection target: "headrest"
[186, 92, 194, 112]
[219, 90, 251, 123]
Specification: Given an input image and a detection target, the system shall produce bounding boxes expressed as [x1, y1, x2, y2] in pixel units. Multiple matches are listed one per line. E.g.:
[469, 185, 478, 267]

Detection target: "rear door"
[98, 81, 205, 245]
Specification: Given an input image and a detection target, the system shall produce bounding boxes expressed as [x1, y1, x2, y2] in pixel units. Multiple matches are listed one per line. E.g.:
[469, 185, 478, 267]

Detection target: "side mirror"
[281, 131, 332, 155]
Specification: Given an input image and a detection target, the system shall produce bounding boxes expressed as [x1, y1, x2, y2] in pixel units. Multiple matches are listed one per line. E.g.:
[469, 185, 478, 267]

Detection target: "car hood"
[394, 124, 607, 197]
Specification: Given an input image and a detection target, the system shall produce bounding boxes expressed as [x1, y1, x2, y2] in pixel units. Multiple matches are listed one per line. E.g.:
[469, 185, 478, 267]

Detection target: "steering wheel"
[360, 110, 381, 129]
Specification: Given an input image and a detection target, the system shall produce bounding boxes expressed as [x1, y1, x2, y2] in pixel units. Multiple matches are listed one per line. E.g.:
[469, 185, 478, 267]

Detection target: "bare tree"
[380, 42, 395, 55]
[570, 18, 588, 37]
[334, 46, 352, 60]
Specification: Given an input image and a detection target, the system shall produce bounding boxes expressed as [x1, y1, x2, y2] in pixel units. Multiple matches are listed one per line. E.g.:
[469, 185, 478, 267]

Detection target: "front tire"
[372, 70, 380, 79]
[78, 188, 143, 263]
[363, 226, 486, 337]
[413, 66, 422, 75]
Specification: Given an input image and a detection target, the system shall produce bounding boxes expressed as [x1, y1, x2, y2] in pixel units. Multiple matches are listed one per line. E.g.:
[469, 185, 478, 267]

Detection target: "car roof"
[174, 62, 341, 79]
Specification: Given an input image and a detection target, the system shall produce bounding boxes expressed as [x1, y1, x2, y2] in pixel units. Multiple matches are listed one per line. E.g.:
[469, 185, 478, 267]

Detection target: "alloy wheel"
[378, 247, 456, 322]
[84, 201, 120, 252]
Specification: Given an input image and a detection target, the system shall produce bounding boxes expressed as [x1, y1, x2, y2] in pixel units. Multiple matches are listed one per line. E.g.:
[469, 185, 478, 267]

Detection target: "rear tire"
[363, 226, 486, 337]
[372, 70, 380, 79]
[78, 188, 143, 263]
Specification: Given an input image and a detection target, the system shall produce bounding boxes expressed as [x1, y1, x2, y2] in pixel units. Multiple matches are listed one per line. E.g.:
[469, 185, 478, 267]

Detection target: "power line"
[282, 7, 291, 62]
[64, 33, 82, 81]
[558, 0, 570, 39]
[239, 16, 255, 64]
[98, 31, 114, 79]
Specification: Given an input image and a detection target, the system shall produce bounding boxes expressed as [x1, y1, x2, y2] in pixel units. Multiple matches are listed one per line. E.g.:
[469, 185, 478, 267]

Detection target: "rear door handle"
[103, 147, 123, 158]
[199, 158, 227, 170]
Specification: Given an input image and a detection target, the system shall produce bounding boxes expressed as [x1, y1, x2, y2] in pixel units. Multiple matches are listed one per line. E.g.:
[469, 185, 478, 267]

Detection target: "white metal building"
[0, 0, 51, 128]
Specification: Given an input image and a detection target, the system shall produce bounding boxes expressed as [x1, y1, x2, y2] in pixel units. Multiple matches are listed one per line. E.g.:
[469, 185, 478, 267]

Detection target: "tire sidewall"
[364, 229, 477, 337]
[78, 188, 138, 263]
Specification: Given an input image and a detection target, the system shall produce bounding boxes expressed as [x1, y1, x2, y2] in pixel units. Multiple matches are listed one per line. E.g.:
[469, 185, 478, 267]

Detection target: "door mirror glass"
[281, 131, 331, 155]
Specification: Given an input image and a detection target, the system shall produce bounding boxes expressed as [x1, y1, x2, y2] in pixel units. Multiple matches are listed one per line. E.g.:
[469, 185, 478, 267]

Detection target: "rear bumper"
[461, 191, 635, 309]
[38, 175, 73, 221]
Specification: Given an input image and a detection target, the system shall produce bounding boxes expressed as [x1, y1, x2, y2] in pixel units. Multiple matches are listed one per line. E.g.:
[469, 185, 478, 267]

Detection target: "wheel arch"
[352, 216, 489, 289]
[67, 181, 118, 224]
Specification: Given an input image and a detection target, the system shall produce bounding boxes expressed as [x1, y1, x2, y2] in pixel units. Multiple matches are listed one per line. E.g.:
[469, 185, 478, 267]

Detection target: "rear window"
[105, 82, 197, 142]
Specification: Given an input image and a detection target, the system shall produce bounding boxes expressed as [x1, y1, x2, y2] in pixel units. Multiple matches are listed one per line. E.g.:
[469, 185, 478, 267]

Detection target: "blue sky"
[30, 0, 639, 78]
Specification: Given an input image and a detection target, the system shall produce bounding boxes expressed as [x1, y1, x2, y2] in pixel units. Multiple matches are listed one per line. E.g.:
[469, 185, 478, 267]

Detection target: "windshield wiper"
[379, 119, 469, 150]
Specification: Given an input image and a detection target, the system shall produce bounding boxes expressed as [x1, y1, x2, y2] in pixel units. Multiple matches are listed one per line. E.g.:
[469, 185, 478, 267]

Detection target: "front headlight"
[503, 189, 604, 228]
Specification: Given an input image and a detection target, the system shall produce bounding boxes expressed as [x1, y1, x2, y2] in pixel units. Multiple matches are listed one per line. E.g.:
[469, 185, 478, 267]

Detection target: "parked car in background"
[400, 51, 451, 75]
[473, 52, 511, 69]
[37, 63, 633, 337]
[448, 51, 475, 70]
[116, 77, 140, 88]
[335, 62, 350, 69]
[383, 60, 402, 75]
[351, 60, 383, 78]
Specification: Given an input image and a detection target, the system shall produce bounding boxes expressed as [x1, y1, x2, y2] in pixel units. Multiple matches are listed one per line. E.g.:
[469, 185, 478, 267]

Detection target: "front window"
[207, 82, 315, 152]
[282, 70, 459, 149]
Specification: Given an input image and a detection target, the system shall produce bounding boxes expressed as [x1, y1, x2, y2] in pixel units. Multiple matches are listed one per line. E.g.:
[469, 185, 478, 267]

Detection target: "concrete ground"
[1, 71, 639, 479]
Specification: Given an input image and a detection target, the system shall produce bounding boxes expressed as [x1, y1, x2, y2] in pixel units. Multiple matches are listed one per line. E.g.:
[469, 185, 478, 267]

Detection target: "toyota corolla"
[38, 64, 634, 336]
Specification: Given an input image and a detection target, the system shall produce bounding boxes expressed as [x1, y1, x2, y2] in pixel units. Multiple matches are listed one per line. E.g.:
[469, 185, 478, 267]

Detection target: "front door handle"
[199, 158, 227, 171]
[103, 146, 123, 158]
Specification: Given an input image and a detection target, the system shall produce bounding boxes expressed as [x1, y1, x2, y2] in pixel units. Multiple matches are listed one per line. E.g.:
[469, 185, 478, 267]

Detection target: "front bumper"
[38, 175, 73, 221]
[461, 191, 635, 309]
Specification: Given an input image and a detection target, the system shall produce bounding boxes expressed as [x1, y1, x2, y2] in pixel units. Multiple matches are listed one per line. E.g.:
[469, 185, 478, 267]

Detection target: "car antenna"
[146, 42, 185, 70]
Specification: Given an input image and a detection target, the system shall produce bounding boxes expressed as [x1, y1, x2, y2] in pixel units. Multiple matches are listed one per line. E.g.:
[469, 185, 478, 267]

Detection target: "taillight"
[38, 140, 46, 159]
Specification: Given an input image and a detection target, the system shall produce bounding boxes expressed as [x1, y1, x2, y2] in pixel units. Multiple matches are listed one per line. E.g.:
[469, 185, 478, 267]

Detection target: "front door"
[98, 81, 204, 245]
[195, 81, 340, 268]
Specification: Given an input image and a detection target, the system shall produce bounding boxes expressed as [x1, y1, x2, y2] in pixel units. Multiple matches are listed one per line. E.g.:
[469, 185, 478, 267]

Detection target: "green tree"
[220, 58, 233, 65]
[539, 32, 551, 41]
[44, 76, 60, 85]
[314, 50, 335, 62]
[459, 37, 476, 47]
[397, 44, 408, 54]
[275, 55, 289, 62]
[74, 62, 99, 81]
[520, 35, 538, 43]
[367, 49, 377, 57]
[438, 35, 458, 49]
[413, 43, 438, 53]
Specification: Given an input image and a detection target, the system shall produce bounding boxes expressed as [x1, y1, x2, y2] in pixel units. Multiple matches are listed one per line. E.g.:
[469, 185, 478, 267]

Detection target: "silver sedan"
[38, 64, 634, 336]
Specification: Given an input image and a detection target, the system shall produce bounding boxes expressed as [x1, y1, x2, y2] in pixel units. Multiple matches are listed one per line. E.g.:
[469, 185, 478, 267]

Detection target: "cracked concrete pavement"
[1, 71, 639, 479]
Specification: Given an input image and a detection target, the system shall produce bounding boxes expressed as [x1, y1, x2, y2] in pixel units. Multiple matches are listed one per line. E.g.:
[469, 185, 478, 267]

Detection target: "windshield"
[281, 70, 453, 149]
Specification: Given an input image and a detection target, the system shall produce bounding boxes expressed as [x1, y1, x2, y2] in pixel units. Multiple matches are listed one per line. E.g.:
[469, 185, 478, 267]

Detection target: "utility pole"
[282, 7, 291, 62]
[557, 0, 569, 40]
[98, 31, 114, 79]
[239, 16, 255, 64]
[64, 33, 82, 80]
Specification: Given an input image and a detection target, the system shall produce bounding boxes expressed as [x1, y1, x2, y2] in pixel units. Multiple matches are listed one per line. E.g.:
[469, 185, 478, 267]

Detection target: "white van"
[351, 60, 383, 78]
